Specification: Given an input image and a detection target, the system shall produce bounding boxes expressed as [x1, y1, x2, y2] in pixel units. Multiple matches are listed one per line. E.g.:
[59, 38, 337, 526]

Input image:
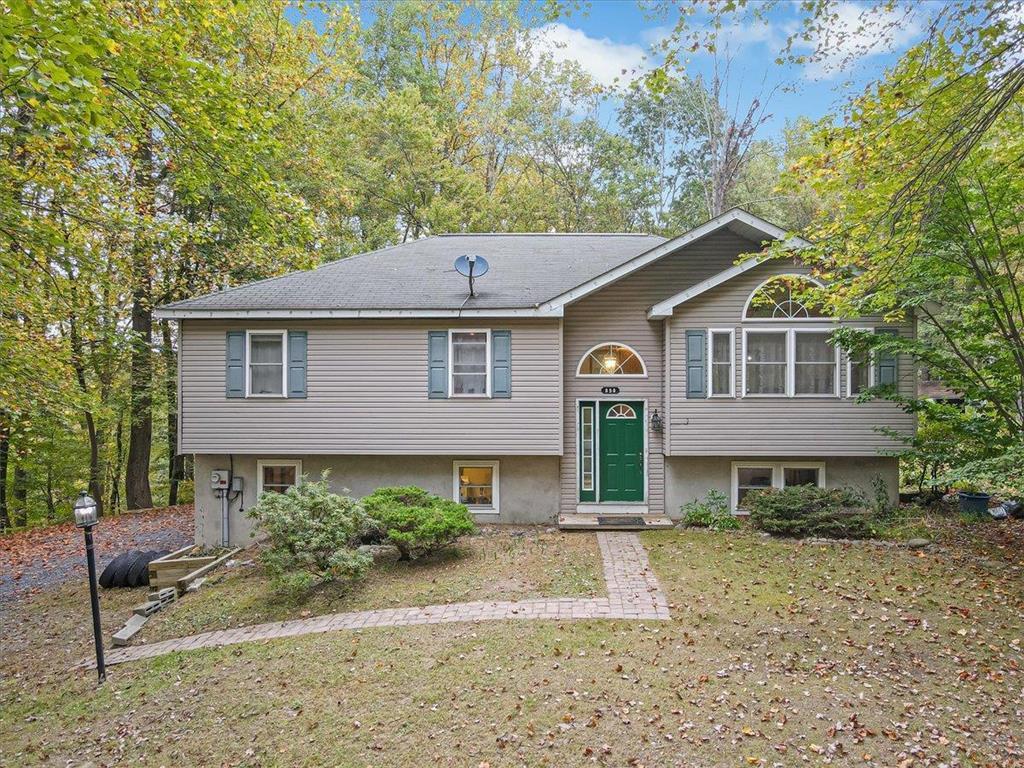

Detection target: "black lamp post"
[74, 491, 105, 683]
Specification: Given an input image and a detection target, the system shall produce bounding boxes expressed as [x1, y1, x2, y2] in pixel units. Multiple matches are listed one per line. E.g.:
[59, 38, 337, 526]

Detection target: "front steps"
[558, 513, 675, 530]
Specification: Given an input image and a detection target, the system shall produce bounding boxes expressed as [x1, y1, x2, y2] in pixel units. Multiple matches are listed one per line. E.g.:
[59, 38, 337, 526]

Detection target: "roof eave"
[154, 306, 565, 321]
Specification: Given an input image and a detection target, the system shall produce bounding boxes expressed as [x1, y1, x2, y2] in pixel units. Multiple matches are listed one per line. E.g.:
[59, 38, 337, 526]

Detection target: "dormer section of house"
[157, 211, 915, 546]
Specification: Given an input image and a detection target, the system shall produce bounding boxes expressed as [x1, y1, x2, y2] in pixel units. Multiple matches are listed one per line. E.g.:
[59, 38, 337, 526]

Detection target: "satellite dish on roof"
[454, 255, 488, 297]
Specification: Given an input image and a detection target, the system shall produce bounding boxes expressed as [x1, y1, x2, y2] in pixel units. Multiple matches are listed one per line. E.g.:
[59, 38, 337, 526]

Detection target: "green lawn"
[3, 526, 1022, 766]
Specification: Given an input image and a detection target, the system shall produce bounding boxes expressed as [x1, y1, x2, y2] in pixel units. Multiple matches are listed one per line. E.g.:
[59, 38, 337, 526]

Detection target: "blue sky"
[295, 1, 926, 142]
[536, 1, 925, 138]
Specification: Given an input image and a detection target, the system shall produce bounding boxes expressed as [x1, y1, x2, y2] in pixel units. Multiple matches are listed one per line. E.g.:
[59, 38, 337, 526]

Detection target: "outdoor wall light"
[74, 491, 106, 683]
[650, 408, 664, 433]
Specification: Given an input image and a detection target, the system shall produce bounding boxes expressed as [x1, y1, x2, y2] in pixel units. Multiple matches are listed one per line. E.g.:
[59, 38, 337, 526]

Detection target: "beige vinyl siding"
[179, 318, 561, 455]
[667, 260, 917, 455]
[561, 229, 765, 515]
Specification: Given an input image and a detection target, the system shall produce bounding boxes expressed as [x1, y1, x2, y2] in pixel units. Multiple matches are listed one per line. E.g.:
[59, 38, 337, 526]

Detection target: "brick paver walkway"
[95, 532, 670, 668]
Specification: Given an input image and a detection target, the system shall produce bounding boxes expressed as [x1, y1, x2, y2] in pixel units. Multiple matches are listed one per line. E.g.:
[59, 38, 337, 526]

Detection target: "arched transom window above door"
[606, 403, 637, 419]
[577, 343, 647, 376]
[743, 274, 826, 320]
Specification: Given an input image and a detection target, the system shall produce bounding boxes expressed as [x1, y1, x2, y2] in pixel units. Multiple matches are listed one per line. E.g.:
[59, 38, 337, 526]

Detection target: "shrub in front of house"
[746, 485, 873, 539]
[681, 489, 740, 531]
[247, 476, 372, 590]
[362, 486, 477, 561]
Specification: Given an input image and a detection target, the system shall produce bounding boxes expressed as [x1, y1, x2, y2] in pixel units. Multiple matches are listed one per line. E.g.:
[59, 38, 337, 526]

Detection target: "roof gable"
[538, 209, 808, 314]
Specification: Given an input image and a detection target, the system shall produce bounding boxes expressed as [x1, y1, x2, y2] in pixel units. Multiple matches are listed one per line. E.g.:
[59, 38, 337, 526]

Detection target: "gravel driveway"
[0, 505, 194, 604]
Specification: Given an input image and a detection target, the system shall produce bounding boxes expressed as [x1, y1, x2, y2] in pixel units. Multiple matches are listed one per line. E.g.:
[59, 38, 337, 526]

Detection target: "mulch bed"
[0, 505, 194, 603]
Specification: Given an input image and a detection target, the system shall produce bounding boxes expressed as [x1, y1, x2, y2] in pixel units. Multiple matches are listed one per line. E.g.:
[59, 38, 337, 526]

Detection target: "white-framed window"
[730, 460, 826, 512]
[743, 329, 788, 396]
[847, 346, 875, 397]
[246, 330, 287, 397]
[257, 459, 302, 495]
[793, 329, 839, 396]
[708, 328, 735, 397]
[742, 329, 839, 398]
[607, 403, 637, 418]
[580, 406, 595, 492]
[576, 342, 647, 377]
[453, 460, 499, 514]
[449, 330, 490, 397]
[743, 274, 826, 320]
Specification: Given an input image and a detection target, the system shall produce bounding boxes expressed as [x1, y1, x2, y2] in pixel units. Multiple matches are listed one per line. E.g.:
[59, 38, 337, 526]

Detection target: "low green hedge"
[362, 486, 477, 560]
[746, 485, 873, 539]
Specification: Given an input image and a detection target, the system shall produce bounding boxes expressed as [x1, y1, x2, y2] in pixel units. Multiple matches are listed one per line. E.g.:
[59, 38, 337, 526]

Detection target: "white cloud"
[530, 23, 649, 87]
[800, 1, 922, 80]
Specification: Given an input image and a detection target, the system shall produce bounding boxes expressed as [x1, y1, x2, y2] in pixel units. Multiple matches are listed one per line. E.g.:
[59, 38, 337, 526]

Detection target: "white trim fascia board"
[648, 258, 766, 319]
[153, 307, 564, 321]
[540, 209, 809, 315]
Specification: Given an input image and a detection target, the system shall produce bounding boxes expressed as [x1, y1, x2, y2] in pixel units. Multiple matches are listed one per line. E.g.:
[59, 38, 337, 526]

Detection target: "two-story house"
[155, 210, 915, 546]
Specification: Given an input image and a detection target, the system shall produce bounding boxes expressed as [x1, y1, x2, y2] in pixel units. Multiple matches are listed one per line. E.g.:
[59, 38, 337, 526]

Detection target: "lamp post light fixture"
[74, 491, 106, 683]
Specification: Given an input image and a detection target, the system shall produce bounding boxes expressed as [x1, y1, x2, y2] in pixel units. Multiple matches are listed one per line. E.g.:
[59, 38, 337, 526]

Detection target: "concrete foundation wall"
[664, 455, 899, 519]
[194, 453, 560, 546]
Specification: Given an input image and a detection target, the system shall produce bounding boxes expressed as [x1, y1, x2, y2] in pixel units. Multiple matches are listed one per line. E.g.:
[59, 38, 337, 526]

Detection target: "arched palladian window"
[577, 343, 647, 376]
[743, 274, 826, 320]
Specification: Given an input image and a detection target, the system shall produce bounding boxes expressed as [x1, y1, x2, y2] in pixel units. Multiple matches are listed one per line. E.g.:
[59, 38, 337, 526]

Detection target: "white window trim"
[845, 327, 877, 398]
[741, 327, 840, 398]
[791, 328, 841, 399]
[579, 404, 595, 492]
[256, 459, 302, 495]
[730, 460, 826, 513]
[448, 329, 491, 398]
[452, 460, 499, 515]
[575, 341, 648, 378]
[742, 273, 826, 321]
[707, 328, 735, 398]
[245, 329, 288, 398]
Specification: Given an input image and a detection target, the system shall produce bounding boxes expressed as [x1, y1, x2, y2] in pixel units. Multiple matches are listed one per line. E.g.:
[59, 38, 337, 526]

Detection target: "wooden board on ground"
[148, 546, 240, 592]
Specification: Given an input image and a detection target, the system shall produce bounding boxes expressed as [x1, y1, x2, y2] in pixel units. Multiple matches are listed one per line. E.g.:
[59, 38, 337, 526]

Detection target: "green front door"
[599, 401, 644, 502]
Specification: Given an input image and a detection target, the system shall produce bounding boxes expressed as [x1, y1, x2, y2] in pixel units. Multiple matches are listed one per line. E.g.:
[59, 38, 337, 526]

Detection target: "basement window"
[257, 460, 302, 495]
[453, 461, 499, 514]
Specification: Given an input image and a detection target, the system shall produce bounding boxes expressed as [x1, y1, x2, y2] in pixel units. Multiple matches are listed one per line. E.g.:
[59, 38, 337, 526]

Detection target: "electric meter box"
[210, 470, 230, 490]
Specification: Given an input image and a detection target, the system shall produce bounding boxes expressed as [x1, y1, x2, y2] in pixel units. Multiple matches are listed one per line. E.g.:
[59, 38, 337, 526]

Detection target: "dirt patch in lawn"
[3, 528, 1022, 767]
[136, 527, 602, 643]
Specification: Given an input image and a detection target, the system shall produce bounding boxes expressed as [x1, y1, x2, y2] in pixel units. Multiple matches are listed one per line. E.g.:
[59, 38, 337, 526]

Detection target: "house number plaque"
[600, 386, 620, 395]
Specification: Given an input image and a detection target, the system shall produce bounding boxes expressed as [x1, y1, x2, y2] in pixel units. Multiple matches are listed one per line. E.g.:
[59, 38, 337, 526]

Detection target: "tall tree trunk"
[67, 314, 105, 516]
[110, 415, 124, 513]
[126, 130, 155, 510]
[0, 424, 9, 532]
[45, 465, 56, 522]
[12, 460, 27, 527]
[162, 321, 182, 506]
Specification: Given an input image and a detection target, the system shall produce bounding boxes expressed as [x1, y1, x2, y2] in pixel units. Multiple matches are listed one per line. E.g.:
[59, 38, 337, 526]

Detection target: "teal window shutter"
[226, 331, 245, 398]
[877, 328, 899, 388]
[428, 331, 448, 398]
[287, 331, 307, 398]
[686, 329, 707, 398]
[491, 330, 511, 398]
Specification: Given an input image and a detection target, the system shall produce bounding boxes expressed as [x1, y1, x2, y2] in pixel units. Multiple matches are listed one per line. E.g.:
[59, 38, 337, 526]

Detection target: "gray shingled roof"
[158, 233, 667, 313]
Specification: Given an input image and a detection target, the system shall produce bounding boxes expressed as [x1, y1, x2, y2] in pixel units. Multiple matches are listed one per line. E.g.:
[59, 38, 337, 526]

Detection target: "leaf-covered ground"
[138, 527, 603, 643]
[0, 505, 194, 603]
[2, 526, 1023, 766]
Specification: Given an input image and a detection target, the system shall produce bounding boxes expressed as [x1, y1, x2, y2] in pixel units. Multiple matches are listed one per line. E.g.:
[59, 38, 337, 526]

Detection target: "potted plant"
[957, 483, 992, 516]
